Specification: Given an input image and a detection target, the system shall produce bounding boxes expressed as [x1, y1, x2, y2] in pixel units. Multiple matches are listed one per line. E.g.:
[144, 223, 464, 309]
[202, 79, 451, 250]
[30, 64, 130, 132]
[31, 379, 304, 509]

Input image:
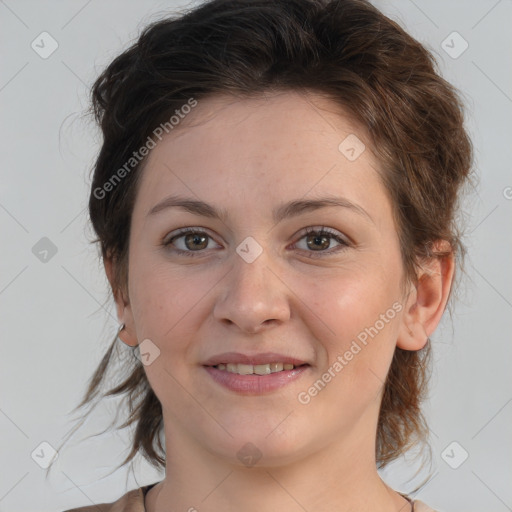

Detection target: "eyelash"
[162, 226, 350, 259]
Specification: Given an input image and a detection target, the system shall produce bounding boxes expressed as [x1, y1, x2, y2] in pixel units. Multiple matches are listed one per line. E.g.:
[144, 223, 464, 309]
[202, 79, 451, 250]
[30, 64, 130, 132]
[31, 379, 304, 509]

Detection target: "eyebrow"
[147, 194, 374, 225]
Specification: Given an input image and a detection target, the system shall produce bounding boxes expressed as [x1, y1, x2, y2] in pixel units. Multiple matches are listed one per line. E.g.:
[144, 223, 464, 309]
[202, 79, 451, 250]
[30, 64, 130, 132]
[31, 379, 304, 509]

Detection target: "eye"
[163, 226, 350, 258]
[163, 227, 219, 257]
[292, 226, 350, 257]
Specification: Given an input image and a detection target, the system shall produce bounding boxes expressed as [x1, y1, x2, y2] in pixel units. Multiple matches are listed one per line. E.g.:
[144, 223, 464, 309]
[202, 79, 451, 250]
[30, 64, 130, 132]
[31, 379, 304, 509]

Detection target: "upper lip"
[203, 352, 309, 366]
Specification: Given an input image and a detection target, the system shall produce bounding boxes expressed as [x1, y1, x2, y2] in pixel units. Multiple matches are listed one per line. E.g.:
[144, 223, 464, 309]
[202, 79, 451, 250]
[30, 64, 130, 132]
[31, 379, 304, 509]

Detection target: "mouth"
[201, 352, 312, 394]
[202, 362, 311, 394]
[206, 362, 309, 375]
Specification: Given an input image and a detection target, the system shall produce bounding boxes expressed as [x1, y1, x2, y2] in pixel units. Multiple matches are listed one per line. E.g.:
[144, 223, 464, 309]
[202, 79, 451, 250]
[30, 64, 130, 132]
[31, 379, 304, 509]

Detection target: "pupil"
[307, 234, 329, 250]
[186, 233, 207, 250]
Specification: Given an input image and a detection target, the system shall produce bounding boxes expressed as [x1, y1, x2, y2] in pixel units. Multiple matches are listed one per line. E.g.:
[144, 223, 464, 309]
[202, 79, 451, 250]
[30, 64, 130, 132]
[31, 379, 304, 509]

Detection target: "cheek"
[128, 258, 180, 341]
[127, 254, 220, 361]
[294, 274, 401, 426]
[309, 265, 400, 330]
[299, 264, 402, 376]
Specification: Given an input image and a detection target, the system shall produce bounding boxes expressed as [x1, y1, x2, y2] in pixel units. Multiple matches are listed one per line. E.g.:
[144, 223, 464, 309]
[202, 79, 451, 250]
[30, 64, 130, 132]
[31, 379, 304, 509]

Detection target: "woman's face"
[121, 90, 415, 466]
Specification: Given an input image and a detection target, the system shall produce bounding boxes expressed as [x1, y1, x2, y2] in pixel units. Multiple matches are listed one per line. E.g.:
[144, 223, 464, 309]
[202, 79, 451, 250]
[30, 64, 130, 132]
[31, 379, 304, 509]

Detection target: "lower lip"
[203, 365, 310, 394]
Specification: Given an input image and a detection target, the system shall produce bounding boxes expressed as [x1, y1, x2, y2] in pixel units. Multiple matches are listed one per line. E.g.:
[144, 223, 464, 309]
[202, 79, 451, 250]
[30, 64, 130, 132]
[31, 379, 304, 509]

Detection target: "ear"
[104, 256, 138, 347]
[397, 240, 455, 350]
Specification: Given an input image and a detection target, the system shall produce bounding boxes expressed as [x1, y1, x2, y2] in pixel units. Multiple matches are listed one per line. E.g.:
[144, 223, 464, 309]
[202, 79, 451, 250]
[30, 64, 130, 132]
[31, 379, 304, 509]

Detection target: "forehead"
[133, 90, 388, 222]
[160, 90, 369, 153]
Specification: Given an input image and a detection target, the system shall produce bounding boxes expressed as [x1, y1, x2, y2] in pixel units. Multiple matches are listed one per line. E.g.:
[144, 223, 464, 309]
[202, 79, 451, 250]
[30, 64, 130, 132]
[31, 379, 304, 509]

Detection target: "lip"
[203, 364, 310, 394]
[202, 352, 309, 366]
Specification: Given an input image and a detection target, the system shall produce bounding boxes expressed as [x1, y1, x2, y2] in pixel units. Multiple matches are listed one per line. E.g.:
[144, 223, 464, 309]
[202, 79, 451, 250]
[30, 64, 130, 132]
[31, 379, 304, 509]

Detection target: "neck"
[145, 419, 410, 512]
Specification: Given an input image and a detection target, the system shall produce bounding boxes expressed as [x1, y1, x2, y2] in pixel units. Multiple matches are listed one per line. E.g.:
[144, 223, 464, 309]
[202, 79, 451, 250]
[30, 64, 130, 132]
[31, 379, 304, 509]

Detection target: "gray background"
[0, 1, 511, 511]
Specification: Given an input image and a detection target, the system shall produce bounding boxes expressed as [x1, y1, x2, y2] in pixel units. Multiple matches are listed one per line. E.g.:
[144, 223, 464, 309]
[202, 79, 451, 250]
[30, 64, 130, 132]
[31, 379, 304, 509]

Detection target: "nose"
[213, 249, 291, 334]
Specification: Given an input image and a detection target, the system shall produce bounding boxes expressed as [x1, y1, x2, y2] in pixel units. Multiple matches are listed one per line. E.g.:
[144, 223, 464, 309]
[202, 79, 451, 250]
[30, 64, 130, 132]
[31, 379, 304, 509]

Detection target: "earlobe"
[397, 318, 428, 351]
[117, 322, 138, 347]
[396, 286, 428, 351]
[103, 257, 139, 347]
[396, 241, 455, 351]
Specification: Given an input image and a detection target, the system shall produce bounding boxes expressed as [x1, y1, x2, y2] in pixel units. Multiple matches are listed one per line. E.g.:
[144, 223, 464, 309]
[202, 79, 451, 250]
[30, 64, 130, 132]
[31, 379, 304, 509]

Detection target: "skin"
[107, 90, 454, 512]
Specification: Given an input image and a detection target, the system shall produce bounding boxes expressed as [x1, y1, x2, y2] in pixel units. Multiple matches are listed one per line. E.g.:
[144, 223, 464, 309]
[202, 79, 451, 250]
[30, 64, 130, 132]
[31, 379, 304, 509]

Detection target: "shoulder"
[399, 491, 441, 512]
[62, 483, 157, 512]
[413, 499, 442, 512]
[61, 486, 439, 512]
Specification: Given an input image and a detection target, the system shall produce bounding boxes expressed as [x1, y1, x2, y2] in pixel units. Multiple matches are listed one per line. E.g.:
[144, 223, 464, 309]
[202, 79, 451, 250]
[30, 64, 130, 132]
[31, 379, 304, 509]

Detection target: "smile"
[212, 362, 301, 375]
[203, 364, 310, 394]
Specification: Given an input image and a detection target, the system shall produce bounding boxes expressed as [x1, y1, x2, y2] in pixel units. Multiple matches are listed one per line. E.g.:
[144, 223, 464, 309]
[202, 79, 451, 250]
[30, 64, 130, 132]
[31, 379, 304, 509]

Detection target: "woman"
[62, 0, 473, 510]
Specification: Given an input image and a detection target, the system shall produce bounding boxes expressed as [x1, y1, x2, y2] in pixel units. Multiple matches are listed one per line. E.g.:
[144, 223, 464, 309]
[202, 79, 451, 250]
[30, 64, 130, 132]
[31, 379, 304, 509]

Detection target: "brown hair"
[75, 0, 473, 473]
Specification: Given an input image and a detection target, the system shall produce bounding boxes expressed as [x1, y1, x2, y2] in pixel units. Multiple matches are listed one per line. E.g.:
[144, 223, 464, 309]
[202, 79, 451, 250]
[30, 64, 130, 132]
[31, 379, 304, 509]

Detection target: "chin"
[199, 423, 312, 468]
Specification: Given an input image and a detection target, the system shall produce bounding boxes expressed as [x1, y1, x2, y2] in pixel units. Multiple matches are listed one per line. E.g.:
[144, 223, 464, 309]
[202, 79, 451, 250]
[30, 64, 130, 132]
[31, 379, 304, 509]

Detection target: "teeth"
[237, 363, 253, 375]
[214, 362, 300, 375]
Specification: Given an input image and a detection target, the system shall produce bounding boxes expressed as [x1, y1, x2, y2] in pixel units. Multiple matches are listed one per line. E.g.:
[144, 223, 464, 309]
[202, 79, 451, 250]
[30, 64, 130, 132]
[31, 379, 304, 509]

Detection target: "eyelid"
[299, 225, 349, 242]
[163, 226, 217, 245]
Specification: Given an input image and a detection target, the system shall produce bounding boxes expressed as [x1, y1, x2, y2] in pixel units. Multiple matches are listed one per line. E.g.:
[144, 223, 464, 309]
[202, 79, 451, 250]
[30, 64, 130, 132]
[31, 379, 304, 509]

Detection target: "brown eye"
[183, 232, 208, 250]
[164, 228, 219, 257]
[306, 232, 331, 251]
[293, 227, 349, 258]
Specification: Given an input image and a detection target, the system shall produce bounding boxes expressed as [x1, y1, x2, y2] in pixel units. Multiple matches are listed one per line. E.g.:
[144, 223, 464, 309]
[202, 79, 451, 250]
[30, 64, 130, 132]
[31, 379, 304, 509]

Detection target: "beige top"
[62, 483, 440, 512]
